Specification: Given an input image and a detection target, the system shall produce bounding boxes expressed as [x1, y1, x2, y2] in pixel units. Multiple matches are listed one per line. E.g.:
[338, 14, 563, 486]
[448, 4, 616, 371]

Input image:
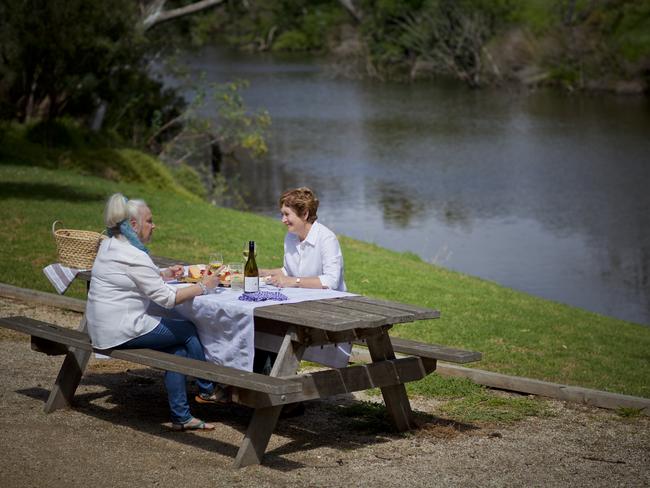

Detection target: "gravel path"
[0, 296, 648, 487]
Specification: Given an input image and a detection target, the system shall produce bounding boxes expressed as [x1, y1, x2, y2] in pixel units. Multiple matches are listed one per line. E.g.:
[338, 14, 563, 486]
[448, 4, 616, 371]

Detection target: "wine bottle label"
[244, 276, 259, 293]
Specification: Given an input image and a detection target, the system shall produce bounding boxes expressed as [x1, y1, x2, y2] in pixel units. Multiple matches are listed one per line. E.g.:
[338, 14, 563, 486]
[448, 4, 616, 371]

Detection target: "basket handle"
[52, 220, 63, 236]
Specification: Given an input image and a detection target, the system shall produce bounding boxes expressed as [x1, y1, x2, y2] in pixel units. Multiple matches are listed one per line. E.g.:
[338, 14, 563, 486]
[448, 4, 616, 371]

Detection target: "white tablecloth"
[173, 282, 356, 372]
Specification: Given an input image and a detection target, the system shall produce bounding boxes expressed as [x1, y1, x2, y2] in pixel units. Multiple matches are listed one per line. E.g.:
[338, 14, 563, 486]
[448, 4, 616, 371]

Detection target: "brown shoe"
[195, 385, 231, 405]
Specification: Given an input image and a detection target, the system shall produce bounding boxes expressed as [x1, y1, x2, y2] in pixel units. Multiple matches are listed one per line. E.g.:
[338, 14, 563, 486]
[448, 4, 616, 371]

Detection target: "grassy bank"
[1, 163, 648, 402]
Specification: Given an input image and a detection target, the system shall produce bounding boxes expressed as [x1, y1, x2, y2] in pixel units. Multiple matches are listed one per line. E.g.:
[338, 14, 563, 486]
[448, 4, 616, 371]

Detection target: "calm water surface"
[171, 47, 650, 325]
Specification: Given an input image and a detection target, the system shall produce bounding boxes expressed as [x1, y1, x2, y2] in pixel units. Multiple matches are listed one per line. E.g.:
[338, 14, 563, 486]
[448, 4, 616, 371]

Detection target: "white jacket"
[86, 237, 177, 349]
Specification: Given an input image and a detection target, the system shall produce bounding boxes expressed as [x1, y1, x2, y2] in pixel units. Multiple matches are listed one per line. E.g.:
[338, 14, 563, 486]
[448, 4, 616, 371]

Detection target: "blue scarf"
[107, 219, 149, 254]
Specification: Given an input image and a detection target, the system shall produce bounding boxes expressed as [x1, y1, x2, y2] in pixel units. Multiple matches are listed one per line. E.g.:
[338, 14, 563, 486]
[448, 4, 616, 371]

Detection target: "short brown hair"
[279, 187, 319, 223]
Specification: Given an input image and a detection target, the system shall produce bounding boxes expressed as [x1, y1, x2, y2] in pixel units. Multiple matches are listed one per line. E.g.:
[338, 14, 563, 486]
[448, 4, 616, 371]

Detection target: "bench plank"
[0, 316, 91, 349]
[354, 336, 482, 363]
[111, 348, 301, 395]
[0, 316, 301, 396]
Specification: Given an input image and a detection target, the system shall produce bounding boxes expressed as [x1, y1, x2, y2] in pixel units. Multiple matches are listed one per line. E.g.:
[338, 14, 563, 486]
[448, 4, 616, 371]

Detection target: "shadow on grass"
[16, 366, 478, 472]
[0, 182, 105, 202]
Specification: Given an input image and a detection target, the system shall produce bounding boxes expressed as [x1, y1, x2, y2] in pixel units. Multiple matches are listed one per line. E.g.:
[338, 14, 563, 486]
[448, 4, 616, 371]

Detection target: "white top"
[86, 237, 177, 349]
[282, 220, 346, 291]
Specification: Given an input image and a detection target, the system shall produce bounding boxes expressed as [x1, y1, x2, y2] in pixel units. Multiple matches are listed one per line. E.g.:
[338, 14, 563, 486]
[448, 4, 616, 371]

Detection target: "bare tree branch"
[338, 0, 363, 22]
[142, 0, 225, 31]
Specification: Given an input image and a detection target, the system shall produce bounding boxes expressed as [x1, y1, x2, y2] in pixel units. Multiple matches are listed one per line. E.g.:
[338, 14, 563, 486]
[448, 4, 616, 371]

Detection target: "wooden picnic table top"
[255, 296, 439, 332]
[77, 255, 440, 333]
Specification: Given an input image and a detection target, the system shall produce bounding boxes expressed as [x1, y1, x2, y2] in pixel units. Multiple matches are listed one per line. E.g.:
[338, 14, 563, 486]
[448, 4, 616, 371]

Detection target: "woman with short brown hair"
[261, 187, 346, 291]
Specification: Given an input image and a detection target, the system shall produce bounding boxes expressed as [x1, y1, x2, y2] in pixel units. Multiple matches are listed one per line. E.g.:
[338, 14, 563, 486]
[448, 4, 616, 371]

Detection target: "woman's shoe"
[171, 417, 215, 431]
[195, 385, 231, 405]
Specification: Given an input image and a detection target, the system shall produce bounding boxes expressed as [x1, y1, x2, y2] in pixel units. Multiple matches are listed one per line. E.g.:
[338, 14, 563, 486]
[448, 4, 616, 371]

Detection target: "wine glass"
[242, 242, 258, 261]
[228, 263, 244, 290]
[208, 252, 223, 273]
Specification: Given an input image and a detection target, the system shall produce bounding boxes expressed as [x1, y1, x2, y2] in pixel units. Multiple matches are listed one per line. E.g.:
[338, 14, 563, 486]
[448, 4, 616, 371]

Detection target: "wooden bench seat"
[0, 316, 301, 397]
[354, 337, 482, 364]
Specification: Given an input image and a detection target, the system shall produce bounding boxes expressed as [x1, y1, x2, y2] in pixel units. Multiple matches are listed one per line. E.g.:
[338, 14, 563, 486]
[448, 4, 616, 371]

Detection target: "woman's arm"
[130, 260, 222, 306]
[174, 265, 223, 304]
[317, 233, 344, 290]
[173, 271, 221, 304]
[160, 264, 184, 281]
[268, 274, 325, 289]
[259, 267, 283, 277]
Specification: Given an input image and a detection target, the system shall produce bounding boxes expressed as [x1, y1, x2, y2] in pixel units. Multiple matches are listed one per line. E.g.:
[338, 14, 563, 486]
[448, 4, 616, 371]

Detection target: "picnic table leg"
[233, 330, 306, 468]
[365, 329, 417, 431]
[43, 315, 91, 413]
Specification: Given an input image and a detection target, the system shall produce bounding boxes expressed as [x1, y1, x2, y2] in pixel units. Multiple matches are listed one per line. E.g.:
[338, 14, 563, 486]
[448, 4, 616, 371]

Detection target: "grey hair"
[104, 193, 148, 232]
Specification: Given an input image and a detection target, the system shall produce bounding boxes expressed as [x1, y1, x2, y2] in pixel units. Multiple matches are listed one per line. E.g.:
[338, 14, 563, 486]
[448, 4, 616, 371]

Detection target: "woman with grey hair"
[86, 193, 226, 431]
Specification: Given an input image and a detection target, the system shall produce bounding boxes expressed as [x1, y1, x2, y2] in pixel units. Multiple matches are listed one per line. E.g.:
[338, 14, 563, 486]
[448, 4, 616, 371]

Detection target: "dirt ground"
[0, 296, 648, 488]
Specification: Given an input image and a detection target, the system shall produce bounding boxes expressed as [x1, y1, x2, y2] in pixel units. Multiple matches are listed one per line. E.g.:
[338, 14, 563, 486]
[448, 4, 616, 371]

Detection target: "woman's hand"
[201, 265, 223, 291]
[161, 264, 184, 281]
[269, 274, 325, 289]
[269, 273, 295, 288]
[259, 267, 281, 278]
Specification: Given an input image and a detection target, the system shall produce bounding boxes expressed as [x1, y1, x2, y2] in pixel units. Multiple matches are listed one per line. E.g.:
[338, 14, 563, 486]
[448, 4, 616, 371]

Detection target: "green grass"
[334, 388, 550, 429]
[439, 391, 551, 423]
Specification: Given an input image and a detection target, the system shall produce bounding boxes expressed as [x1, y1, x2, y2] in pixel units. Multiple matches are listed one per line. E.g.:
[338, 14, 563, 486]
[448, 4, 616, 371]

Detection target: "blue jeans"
[119, 318, 214, 424]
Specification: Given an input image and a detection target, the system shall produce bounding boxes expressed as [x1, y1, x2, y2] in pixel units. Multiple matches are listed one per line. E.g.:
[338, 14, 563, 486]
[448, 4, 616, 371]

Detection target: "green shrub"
[0, 124, 54, 168]
[25, 119, 84, 148]
[272, 30, 311, 51]
[509, 0, 558, 33]
[604, 1, 650, 62]
[59, 147, 193, 198]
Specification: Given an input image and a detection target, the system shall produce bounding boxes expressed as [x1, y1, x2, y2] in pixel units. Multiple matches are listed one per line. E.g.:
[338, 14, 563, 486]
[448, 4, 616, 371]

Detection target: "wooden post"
[365, 328, 417, 431]
[43, 316, 91, 413]
[233, 329, 306, 468]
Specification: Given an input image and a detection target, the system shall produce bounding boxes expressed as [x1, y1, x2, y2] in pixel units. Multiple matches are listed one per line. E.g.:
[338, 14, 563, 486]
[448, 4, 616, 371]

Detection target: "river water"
[171, 47, 650, 325]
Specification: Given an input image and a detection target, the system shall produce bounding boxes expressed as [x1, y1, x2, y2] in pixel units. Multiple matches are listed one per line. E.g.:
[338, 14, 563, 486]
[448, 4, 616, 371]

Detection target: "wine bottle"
[244, 240, 259, 293]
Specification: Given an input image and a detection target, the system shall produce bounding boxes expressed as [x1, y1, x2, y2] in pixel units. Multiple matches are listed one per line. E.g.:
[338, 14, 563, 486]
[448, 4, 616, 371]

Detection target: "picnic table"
[0, 256, 481, 468]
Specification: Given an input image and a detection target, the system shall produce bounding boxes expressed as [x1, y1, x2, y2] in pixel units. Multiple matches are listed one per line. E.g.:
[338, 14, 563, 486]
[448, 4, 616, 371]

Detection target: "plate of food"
[178, 264, 208, 283]
[178, 264, 241, 287]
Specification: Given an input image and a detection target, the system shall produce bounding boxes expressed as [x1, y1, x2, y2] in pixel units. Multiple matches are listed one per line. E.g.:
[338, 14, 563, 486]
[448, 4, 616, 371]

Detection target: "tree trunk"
[91, 101, 108, 132]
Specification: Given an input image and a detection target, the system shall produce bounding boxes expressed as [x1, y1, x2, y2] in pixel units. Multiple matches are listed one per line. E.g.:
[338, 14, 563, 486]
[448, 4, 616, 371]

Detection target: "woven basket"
[52, 221, 106, 269]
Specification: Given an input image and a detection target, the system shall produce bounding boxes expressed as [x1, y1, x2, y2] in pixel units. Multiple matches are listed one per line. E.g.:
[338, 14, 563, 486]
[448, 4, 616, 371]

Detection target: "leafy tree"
[0, 0, 145, 122]
[0, 0, 235, 146]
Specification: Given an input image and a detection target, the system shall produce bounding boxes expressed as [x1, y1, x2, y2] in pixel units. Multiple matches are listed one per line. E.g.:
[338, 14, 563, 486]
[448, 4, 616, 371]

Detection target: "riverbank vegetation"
[0, 0, 271, 202]
[187, 0, 650, 94]
[1, 159, 648, 402]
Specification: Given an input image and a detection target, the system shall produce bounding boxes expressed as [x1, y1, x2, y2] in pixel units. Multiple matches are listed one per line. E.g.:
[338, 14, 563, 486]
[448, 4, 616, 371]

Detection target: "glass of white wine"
[242, 242, 257, 261]
[208, 252, 223, 274]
